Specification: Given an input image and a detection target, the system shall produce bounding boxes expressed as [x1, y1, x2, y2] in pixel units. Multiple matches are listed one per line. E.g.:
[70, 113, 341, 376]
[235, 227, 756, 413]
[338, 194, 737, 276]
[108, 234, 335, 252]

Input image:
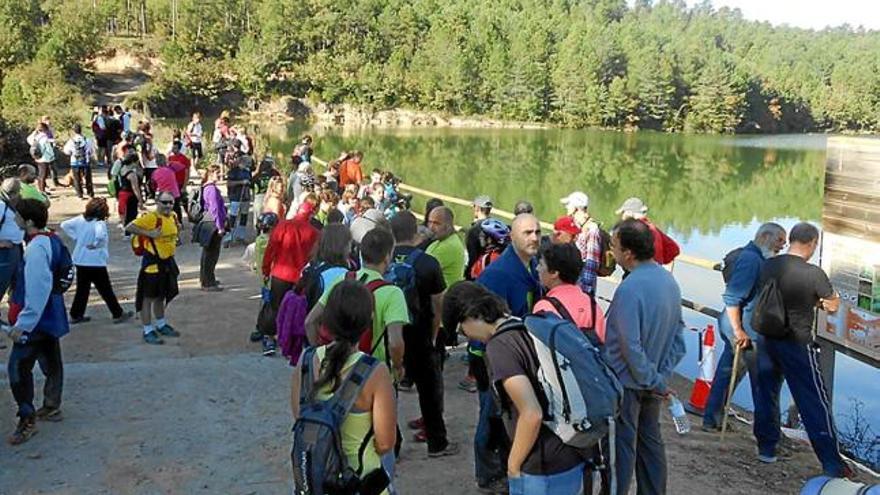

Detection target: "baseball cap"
[350, 208, 387, 244]
[553, 216, 580, 236]
[473, 195, 493, 209]
[615, 197, 648, 216]
[560, 191, 589, 210]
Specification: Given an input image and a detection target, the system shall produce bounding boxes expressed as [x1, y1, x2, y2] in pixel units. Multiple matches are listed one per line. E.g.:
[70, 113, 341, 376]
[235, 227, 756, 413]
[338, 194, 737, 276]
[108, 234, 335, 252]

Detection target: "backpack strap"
[362, 278, 393, 358]
[298, 346, 319, 406]
[545, 294, 599, 337]
[327, 353, 379, 421]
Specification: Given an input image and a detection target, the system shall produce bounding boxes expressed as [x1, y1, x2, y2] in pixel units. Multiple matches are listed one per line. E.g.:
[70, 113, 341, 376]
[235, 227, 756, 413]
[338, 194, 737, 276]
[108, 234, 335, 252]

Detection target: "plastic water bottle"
[668, 395, 691, 434]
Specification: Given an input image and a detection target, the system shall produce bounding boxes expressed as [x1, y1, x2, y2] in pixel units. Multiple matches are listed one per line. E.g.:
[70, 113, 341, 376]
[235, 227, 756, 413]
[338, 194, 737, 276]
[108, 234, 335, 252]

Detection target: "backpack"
[73, 137, 88, 163]
[276, 290, 308, 366]
[384, 249, 423, 318]
[721, 247, 744, 284]
[345, 272, 393, 361]
[34, 232, 75, 294]
[470, 246, 502, 280]
[543, 295, 602, 348]
[131, 216, 162, 257]
[292, 347, 380, 495]
[595, 225, 617, 277]
[297, 262, 339, 311]
[751, 278, 789, 339]
[492, 315, 623, 450]
[187, 186, 205, 223]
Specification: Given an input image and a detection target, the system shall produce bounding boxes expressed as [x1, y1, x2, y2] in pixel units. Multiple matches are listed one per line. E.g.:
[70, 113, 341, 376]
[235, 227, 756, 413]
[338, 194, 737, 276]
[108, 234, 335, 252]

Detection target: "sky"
[678, 0, 880, 31]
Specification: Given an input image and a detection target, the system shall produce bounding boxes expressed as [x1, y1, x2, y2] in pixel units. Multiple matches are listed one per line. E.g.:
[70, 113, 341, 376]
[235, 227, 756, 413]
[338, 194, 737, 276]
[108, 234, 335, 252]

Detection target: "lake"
[162, 119, 878, 465]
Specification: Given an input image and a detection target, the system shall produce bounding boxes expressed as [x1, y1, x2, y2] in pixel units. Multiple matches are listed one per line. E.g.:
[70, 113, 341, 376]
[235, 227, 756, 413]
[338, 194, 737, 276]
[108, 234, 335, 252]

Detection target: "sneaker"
[113, 311, 134, 324]
[477, 478, 509, 494]
[262, 336, 276, 356]
[757, 453, 778, 464]
[428, 441, 460, 458]
[249, 330, 263, 343]
[201, 285, 223, 292]
[398, 377, 414, 392]
[156, 324, 180, 337]
[7, 417, 37, 445]
[35, 406, 63, 422]
[143, 331, 165, 345]
[70, 316, 91, 325]
[407, 417, 425, 430]
[458, 376, 477, 393]
[413, 429, 427, 443]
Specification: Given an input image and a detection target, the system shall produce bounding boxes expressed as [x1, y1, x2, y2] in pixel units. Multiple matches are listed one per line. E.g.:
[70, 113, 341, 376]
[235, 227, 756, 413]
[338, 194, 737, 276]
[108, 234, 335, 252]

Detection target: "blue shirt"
[603, 262, 685, 393]
[477, 245, 541, 318]
[720, 241, 766, 339]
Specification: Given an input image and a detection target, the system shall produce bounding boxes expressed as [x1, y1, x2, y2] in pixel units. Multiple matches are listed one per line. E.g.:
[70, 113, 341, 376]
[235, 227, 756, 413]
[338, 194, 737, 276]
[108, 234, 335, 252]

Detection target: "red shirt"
[262, 215, 319, 283]
[168, 153, 191, 185]
[643, 218, 680, 265]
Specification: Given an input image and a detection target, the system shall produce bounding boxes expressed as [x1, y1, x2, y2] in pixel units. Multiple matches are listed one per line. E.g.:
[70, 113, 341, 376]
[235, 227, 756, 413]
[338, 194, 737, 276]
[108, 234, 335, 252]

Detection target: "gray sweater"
[604, 262, 686, 393]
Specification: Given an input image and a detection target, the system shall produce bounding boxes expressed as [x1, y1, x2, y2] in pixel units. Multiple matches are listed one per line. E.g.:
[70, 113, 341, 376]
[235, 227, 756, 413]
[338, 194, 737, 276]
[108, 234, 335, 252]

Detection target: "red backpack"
[470, 246, 503, 280]
[131, 216, 162, 257]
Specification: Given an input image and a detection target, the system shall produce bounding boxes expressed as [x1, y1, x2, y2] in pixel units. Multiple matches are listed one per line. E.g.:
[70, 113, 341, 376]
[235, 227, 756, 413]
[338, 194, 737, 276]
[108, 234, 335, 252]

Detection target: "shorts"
[139, 271, 169, 300]
[189, 142, 203, 159]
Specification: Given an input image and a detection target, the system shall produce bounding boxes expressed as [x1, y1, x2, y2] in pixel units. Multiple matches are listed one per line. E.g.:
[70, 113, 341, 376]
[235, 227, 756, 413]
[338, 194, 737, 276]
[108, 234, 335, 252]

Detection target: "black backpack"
[751, 278, 789, 339]
[595, 225, 617, 277]
[721, 247, 744, 284]
[187, 186, 205, 223]
[296, 262, 340, 311]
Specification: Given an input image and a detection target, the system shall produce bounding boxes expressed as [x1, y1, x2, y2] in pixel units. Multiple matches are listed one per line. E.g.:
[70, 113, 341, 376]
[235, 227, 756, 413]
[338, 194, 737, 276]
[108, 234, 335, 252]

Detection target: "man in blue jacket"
[5, 199, 70, 445]
[470, 213, 542, 492]
[604, 219, 686, 495]
[702, 223, 786, 431]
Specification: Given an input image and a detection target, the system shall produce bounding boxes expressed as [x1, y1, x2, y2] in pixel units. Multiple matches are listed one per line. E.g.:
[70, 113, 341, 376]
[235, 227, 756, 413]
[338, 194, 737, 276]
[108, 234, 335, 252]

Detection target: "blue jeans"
[615, 389, 666, 495]
[703, 330, 758, 429]
[753, 336, 845, 477]
[509, 463, 585, 495]
[475, 389, 506, 485]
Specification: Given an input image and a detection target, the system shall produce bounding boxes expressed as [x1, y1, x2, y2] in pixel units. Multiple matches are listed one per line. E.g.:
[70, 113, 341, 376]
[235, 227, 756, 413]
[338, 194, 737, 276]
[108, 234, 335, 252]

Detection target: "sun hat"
[615, 197, 649, 216]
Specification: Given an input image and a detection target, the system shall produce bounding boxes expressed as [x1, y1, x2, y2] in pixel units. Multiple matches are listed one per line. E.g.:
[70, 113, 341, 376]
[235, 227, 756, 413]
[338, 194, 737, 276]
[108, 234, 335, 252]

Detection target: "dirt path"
[0, 177, 876, 494]
[89, 52, 153, 107]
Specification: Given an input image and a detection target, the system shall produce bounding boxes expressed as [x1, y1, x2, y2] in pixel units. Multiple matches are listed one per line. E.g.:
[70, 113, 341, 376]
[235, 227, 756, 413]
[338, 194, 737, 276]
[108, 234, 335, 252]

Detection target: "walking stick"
[720, 342, 743, 442]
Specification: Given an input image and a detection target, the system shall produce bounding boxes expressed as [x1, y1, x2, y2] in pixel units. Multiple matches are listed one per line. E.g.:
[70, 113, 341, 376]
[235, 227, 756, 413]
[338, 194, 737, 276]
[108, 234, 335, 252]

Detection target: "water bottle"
[668, 395, 691, 434]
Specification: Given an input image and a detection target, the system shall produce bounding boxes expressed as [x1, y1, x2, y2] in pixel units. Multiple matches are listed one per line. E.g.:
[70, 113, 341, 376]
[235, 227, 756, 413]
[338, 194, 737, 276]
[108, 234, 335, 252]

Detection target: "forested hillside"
[2, 0, 880, 134]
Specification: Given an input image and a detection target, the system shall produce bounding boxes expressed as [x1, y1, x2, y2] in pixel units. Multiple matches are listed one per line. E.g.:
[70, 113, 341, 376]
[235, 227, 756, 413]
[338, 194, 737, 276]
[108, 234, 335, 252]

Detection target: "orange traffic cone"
[688, 324, 717, 414]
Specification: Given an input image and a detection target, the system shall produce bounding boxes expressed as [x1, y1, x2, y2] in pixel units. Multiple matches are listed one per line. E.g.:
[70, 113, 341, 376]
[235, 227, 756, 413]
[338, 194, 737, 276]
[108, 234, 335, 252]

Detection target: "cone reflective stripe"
[688, 324, 717, 412]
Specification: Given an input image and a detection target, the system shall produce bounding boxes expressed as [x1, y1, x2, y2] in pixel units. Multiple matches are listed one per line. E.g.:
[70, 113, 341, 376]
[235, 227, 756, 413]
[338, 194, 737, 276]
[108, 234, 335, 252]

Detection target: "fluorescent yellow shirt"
[132, 212, 178, 273]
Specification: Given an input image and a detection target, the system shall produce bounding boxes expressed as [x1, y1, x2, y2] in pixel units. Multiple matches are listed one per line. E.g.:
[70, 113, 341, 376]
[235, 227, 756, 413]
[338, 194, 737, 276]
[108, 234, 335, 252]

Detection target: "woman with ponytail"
[291, 279, 397, 494]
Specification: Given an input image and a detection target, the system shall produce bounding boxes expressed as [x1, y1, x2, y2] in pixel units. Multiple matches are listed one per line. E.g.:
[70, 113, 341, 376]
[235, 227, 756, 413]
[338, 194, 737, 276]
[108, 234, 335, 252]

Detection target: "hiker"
[389, 212, 458, 457]
[532, 242, 606, 342]
[261, 200, 320, 356]
[604, 219, 686, 495]
[252, 156, 282, 225]
[752, 222, 851, 478]
[292, 134, 313, 163]
[196, 166, 226, 292]
[350, 208, 389, 246]
[616, 197, 680, 266]
[513, 200, 533, 216]
[338, 150, 364, 188]
[0, 179, 24, 315]
[291, 279, 397, 495]
[443, 281, 587, 495]
[470, 213, 542, 492]
[262, 175, 287, 220]
[702, 222, 787, 432]
[464, 195, 494, 280]
[28, 122, 58, 193]
[425, 207, 465, 289]
[4, 199, 69, 444]
[60, 198, 132, 325]
[166, 141, 191, 219]
[62, 123, 96, 199]
[125, 191, 181, 345]
[561, 191, 603, 295]
[323, 159, 340, 193]
[315, 190, 340, 226]
[298, 223, 353, 316]
[184, 112, 204, 168]
[151, 152, 184, 221]
[134, 121, 158, 199]
[308, 228, 408, 379]
[17, 165, 48, 205]
[113, 105, 131, 138]
[116, 149, 145, 232]
[287, 158, 315, 210]
[224, 152, 252, 246]
[101, 108, 123, 167]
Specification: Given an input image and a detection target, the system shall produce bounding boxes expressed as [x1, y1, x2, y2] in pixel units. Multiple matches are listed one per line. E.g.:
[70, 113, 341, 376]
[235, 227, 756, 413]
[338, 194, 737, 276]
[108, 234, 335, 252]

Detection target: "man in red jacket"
[259, 202, 319, 355]
[616, 197, 680, 266]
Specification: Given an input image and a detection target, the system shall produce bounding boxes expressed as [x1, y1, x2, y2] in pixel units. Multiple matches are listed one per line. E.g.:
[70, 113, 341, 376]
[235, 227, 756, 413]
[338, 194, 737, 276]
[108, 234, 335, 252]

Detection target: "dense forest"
[1, 0, 879, 135]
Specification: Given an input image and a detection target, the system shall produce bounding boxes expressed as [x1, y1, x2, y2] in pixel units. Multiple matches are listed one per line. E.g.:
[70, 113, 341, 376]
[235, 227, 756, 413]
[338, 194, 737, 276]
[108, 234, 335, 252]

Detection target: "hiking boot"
[143, 331, 164, 345]
[7, 416, 37, 445]
[398, 377, 414, 392]
[249, 330, 263, 343]
[407, 417, 425, 430]
[428, 441, 460, 458]
[262, 336, 276, 356]
[35, 406, 63, 422]
[113, 311, 134, 324]
[70, 316, 91, 325]
[477, 478, 509, 494]
[156, 324, 180, 337]
[458, 376, 477, 393]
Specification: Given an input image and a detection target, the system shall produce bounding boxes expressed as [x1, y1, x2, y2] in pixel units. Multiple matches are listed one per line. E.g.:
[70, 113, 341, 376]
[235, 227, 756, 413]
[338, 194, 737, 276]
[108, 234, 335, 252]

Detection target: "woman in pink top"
[151, 164, 182, 220]
[533, 243, 606, 343]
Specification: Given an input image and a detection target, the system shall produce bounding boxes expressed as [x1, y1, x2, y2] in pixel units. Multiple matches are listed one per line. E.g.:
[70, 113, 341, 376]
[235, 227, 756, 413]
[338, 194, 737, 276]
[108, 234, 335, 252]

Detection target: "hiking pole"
[720, 342, 743, 442]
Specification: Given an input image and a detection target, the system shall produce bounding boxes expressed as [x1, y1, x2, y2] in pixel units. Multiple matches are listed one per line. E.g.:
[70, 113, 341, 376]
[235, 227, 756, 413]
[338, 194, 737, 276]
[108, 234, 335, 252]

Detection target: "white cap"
[616, 197, 648, 216]
[560, 191, 589, 210]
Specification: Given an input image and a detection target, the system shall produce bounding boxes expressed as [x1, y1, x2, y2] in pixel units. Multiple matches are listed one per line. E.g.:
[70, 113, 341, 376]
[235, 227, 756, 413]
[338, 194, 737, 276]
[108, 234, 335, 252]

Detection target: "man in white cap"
[464, 195, 493, 280]
[561, 191, 602, 295]
[350, 208, 389, 245]
[616, 197, 680, 265]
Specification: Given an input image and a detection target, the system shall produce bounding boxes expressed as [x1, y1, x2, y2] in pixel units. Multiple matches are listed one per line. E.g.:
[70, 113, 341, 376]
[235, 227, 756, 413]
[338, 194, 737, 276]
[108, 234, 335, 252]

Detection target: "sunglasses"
[157, 200, 174, 205]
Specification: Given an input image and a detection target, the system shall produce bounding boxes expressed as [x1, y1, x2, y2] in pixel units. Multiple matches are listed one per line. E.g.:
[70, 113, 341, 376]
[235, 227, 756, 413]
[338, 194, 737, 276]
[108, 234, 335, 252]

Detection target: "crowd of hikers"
[0, 108, 859, 495]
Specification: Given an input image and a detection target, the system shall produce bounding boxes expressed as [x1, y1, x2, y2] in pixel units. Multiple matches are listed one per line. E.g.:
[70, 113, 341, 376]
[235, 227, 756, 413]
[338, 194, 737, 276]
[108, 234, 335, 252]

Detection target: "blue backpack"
[384, 249, 423, 317]
[492, 314, 623, 450]
[292, 347, 380, 495]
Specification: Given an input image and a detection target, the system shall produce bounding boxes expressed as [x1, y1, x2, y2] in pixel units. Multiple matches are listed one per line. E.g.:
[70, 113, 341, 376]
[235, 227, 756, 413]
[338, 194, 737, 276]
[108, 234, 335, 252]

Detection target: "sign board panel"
[818, 137, 880, 364]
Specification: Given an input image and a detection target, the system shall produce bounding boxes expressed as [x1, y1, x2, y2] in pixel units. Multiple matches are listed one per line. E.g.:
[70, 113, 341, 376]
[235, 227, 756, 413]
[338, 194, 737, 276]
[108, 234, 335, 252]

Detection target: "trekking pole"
[720, 343, 743, 442]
